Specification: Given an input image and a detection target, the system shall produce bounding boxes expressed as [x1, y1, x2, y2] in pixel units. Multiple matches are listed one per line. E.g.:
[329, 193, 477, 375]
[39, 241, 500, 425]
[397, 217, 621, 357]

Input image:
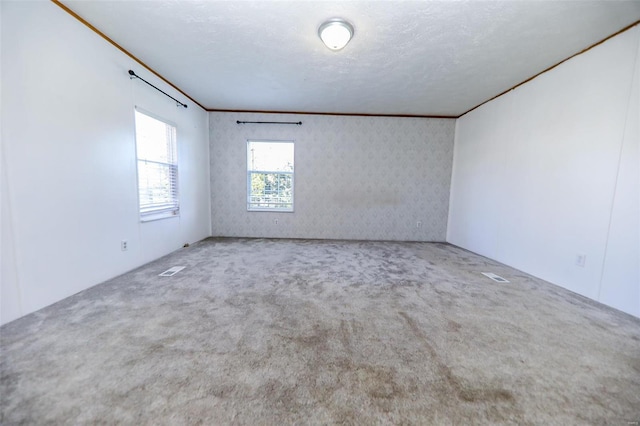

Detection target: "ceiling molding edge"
[459, 19, 640, 118]
[51, 0, 207, 111]
[207, 109, 457, 119]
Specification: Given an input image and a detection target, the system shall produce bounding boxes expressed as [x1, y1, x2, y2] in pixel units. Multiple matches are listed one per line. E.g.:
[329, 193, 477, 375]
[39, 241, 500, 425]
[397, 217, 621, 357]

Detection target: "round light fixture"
[318, 18, 354, 51]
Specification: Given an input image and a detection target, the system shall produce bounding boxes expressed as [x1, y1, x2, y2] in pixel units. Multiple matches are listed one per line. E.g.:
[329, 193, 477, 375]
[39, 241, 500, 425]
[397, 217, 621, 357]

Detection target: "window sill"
[247, 208, 294, 213]
[140, 211, 180, 223]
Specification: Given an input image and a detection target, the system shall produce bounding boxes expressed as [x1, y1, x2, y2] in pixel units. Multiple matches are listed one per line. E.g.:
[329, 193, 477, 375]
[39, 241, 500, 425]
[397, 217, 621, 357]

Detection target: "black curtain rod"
[128, 70, 187, 108]
[237, 120, 302, 125]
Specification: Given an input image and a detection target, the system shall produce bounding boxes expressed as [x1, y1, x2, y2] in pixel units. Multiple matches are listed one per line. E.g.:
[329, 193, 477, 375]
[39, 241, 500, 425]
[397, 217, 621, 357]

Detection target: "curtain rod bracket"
[128, 70, 187, 108]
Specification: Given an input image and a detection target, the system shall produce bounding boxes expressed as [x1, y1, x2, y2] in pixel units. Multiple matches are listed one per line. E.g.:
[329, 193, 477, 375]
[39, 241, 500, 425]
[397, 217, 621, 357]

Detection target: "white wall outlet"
[274, 219, 278, 225]
[575, 254, 586, 267]
[121, 240, 128, 251]
[416, 221, 422, 228]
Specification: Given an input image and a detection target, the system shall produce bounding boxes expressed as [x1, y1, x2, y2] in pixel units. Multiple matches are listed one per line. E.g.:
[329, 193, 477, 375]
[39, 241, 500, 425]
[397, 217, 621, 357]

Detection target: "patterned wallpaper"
[209, 112, 455, 241]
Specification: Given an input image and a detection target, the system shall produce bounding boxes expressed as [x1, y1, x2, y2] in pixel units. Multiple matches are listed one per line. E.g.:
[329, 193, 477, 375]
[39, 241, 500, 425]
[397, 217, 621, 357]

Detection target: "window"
[247, 140, 294, 211]
[134, 109, 179, 221]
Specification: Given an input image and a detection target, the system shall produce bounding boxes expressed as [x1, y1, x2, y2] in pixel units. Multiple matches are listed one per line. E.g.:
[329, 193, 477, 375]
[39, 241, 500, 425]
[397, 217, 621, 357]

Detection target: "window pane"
[247, 141, 294, 211]
[248, 141, 293, 172]
[248, 172, 293, 210]
[135, 111, 176, 163]
[135, 110, 179, 218]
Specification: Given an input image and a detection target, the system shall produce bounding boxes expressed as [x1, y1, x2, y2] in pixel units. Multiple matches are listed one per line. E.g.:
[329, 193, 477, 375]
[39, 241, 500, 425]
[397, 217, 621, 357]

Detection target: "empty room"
[1, 0, 639, 424]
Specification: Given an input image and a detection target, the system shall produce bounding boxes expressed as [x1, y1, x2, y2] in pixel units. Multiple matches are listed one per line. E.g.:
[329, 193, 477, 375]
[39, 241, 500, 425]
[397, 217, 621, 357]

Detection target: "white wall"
[0, 1, 211, 325]
[448, 25, 640, 317]
[210, 112, 455, 241]
[599, 34, 640, 316]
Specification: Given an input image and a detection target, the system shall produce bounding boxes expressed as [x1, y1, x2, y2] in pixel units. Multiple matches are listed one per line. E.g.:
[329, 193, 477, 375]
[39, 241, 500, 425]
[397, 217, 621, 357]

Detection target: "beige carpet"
[1, 238, 639, 424]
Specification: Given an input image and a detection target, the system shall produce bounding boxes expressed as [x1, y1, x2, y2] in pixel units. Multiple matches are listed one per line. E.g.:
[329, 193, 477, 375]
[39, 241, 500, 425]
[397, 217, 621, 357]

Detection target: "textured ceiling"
[60, 1, 640, 116]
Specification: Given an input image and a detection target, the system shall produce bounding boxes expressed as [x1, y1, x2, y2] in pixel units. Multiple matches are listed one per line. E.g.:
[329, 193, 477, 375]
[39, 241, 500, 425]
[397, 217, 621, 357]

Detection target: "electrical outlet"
[416, 221, 422, 228]
[575, 254, 586, 267]
[274, 219, 278, 225]
[121, 240, 128, 251]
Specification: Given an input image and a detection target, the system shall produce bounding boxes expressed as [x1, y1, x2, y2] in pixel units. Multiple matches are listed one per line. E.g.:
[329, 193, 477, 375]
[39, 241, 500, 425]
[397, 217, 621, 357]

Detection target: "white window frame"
[247, 140, 294, 212]
[134, 107, 180, 222]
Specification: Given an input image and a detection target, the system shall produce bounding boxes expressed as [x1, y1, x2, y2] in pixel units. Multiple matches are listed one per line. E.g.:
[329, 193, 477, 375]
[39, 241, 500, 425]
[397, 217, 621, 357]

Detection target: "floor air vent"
[481, 272, 509, 283]
[159, 266, 186, 277]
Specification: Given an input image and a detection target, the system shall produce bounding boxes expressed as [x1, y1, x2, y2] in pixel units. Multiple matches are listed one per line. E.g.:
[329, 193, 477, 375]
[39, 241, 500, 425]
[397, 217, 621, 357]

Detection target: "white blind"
[135, 110, 179, 218]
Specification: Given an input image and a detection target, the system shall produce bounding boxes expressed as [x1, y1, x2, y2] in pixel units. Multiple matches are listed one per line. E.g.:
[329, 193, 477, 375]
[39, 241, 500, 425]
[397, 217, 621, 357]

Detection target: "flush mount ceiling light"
[318, 18, 354, 51]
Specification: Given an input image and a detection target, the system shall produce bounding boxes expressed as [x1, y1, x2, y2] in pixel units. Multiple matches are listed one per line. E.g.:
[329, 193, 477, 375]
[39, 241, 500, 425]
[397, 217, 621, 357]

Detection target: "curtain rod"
[236, 120, 302, 125]
[129, 70, 187, 108]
